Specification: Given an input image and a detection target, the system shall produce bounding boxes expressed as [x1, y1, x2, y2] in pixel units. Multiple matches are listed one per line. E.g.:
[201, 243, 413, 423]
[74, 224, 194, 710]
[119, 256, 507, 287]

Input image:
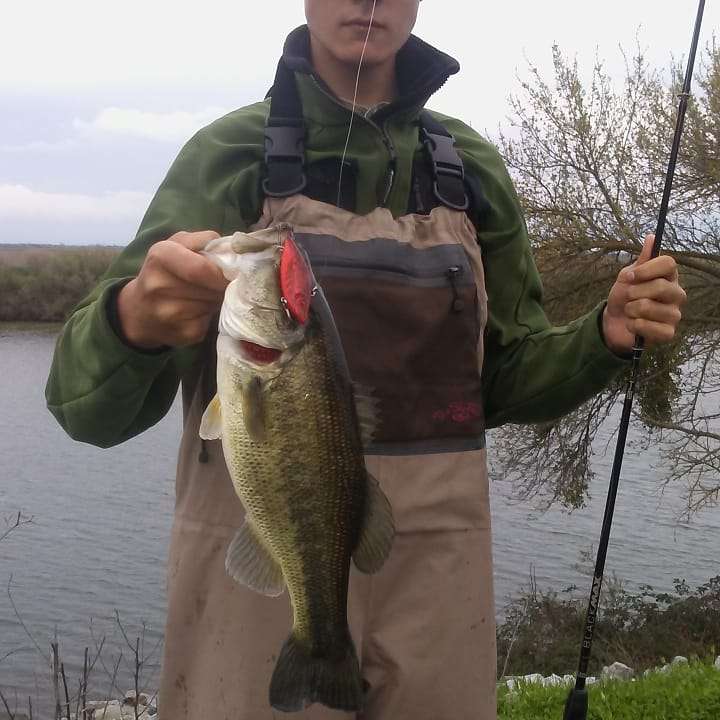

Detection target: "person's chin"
[336, 41, 394, 68]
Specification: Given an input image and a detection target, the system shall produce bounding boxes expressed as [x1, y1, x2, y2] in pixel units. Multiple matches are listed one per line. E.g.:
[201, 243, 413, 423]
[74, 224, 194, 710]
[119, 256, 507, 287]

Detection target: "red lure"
[279, 230, 313, 325]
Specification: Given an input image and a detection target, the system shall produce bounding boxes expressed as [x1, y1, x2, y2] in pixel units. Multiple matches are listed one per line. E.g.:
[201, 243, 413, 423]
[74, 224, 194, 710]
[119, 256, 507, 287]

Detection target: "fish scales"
[219, 307, 366, 652]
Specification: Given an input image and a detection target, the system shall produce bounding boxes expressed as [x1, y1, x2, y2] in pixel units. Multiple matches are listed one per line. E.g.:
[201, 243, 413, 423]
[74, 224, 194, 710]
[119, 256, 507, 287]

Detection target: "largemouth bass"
[200, 225, 394, 713]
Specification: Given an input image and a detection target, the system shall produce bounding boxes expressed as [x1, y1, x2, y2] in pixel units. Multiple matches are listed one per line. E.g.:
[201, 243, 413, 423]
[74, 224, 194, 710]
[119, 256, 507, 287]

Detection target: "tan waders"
[159, 197, 497, 719]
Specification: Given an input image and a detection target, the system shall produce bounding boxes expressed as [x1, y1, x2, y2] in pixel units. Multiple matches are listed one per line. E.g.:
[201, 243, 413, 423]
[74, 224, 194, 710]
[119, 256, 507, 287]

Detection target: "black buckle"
[421, 127, 470, 212]
[264, 121, 305, 161]
[262, 120, 307, 197]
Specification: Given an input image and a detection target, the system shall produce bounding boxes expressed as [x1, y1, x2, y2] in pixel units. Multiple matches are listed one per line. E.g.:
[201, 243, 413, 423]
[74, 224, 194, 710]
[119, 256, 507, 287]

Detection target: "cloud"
[0, 184, 151, 222]
[73, 106, 232, 143]
[0, 139, 80, 154]
[0, 106, 232, 155]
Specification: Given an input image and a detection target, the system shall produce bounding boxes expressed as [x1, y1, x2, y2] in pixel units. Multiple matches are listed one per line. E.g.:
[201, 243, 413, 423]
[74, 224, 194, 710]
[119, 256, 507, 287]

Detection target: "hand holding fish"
[117, 230, 228, 349]
[602, 234, 687, 355]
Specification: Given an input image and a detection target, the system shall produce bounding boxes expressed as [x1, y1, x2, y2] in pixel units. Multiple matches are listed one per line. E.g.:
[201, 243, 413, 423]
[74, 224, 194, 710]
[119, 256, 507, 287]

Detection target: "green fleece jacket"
[45, 28, 628, 448]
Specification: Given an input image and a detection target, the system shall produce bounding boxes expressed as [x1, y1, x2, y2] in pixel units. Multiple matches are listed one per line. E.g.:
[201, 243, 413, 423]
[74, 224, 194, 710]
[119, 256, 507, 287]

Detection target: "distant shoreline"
[0, 245, 120, 323]
[0, 243, 124, 250]
[1, 321, 63, 332]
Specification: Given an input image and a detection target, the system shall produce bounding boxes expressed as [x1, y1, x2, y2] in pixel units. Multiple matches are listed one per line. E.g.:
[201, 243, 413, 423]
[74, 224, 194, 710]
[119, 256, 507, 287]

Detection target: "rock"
[601, 661, 634, 681]
[586, 676, 598, 685]
[542, 674, 564, 687]
[563, 674, 575, 685]
[659, 663, 672, 674]
[124, 690, 149, 706]
[523, 673, 544, 685]
[505, 677, 518, 692]
[714, 656, 720, 670]
[80, 701, 154, 720]
[85, 705, 123, 720]
[672, 656, 689, 666]
[643, 668, 654, 677]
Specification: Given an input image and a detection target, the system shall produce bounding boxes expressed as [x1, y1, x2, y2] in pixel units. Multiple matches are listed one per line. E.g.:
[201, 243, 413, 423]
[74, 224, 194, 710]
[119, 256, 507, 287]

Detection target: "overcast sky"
[1, 0, 717, 246]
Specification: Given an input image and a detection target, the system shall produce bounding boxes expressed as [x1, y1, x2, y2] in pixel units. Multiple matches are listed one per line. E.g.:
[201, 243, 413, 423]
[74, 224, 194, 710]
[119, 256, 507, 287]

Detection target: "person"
[45, 1, 686, 718]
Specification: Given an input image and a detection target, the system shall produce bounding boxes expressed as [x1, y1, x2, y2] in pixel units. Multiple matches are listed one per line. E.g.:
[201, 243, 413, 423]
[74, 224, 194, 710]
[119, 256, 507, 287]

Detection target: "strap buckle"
[262, 120, 307, 198]
[420, 127, 470, 212]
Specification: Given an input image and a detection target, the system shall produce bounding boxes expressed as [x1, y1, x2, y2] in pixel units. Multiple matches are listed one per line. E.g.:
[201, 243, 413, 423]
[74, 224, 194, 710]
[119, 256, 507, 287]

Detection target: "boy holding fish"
[47, 1, 686, 718]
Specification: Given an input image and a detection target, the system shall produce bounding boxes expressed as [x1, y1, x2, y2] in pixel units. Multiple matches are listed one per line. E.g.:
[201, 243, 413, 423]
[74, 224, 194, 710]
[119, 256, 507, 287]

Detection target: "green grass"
[498, 662, 720, 719]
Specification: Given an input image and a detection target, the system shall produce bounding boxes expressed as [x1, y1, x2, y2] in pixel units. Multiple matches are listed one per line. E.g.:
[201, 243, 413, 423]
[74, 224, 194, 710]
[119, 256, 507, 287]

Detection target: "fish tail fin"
[269, 630, 363, 713]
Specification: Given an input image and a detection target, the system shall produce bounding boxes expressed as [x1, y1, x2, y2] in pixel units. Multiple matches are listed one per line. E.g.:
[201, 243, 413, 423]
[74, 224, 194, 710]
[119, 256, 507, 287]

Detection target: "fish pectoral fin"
[225, 520, 285, 597]
[353, 383, 380, 447]
[199, 394, 223, 441]
[242, 376, 267, 443]
[352, 472, 395, 574]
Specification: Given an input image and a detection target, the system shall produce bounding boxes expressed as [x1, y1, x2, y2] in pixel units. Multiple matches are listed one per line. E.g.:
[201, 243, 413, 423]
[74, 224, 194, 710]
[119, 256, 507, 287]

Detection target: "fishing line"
[337, 0, 378, 208]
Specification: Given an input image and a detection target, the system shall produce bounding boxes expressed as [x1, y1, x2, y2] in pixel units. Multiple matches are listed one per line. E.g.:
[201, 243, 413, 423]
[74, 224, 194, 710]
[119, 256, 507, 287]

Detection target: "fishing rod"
[563, 2, 706, 719]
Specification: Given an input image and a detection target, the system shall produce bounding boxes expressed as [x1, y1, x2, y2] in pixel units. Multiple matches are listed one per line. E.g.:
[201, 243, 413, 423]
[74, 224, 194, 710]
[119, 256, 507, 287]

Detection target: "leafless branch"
[0, 512, 33, 544]
[0, 686, 15, 720]
[60, 662, 70, 720]
[6, 576, 49, 664]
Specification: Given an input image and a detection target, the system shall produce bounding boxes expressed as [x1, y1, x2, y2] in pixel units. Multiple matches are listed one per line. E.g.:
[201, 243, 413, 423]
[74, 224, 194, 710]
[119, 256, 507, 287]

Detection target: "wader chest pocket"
[295, 233, 486, 455]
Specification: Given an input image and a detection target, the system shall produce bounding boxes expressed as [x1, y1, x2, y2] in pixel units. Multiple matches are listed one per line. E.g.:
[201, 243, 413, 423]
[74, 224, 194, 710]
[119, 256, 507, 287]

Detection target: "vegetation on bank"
[0, 246, 119, 323]
[495, 41, 720, 513]
[496, 575, 720, 679]
[497, 662, 720, 720]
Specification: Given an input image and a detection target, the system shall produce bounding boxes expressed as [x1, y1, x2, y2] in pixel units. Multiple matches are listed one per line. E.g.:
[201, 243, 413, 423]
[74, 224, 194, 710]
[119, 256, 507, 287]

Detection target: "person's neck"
[310, 42, 397, 109]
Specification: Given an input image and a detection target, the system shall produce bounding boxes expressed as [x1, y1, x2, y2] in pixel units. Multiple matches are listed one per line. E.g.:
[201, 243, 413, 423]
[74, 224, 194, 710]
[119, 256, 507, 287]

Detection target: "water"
[1, 327, 177, 713]
[1, 327, 719, 712]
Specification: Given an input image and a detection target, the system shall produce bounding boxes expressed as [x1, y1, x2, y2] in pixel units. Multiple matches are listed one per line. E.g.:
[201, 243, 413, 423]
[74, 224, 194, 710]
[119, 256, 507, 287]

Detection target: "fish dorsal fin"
[242, 376, 267, 443]
[226, 519, 286, 597]
[353, 383, 380, 447]
[352, 473, 395, 574]
[199, 394, 223, 441]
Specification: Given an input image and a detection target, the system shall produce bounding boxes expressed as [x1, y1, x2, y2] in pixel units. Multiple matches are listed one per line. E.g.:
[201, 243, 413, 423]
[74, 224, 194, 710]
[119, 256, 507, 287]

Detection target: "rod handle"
[563, 687, 589, 720]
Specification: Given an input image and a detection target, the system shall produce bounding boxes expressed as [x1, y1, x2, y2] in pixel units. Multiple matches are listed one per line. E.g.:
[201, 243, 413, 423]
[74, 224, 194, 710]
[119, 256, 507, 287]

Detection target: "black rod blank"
[563, 2, 706, 718]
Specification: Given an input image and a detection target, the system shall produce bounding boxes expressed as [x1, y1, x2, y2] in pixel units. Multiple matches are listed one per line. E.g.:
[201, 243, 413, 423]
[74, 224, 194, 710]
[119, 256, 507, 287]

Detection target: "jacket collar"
[280, 25, 460, 121]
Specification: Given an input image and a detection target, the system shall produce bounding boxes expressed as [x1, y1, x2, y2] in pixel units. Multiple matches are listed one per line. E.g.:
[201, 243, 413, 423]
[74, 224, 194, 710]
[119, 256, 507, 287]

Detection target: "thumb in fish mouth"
[201, 227, 281, 280]
[242, 375, 268, 443]
[232, 224, 289, 253]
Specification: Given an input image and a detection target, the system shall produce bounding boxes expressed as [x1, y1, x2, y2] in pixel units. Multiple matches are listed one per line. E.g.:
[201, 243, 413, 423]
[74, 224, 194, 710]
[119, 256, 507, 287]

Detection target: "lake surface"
[2, 327, 719, 712]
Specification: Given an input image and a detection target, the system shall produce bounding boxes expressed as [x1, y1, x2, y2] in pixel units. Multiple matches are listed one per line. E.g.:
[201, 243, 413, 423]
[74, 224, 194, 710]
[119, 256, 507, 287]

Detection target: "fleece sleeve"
[46, 100, 269, 447]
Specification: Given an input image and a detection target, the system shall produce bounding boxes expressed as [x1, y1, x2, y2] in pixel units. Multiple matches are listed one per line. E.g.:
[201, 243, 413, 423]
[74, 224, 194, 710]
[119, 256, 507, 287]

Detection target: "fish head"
[203, 225, 315, 373]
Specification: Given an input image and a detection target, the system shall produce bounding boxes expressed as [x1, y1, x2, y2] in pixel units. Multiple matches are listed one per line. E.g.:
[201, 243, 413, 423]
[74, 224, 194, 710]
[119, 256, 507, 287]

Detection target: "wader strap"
[419, 111, 470, 212]
[262, 60, 471, 214]
[263, 60, 307, 198]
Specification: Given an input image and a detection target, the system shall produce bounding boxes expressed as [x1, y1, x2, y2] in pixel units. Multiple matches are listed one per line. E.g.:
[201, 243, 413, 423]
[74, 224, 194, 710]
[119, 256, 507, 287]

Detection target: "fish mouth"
[239, 340, 284, 365]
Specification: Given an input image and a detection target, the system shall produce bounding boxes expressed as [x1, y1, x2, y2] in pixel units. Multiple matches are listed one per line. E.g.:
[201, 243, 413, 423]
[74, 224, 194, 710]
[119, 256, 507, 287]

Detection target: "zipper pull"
[381, 159, 397, 207]
[447, 266, 465, 313]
